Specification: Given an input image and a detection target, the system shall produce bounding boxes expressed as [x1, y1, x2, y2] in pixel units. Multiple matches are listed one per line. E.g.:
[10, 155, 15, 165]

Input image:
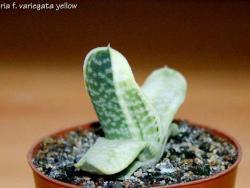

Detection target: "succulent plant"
[75, 46, 187, 178]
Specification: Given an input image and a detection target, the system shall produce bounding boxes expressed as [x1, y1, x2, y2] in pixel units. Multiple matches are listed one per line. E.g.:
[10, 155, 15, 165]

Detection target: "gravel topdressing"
[33, 121, 237, 188]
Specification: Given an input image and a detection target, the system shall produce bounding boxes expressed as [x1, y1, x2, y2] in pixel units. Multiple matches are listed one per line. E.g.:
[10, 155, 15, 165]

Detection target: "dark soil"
[33, 121, 238, 188]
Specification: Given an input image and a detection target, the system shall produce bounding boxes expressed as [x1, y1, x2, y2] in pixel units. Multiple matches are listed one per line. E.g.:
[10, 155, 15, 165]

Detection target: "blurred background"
[0, 1, 249, 187]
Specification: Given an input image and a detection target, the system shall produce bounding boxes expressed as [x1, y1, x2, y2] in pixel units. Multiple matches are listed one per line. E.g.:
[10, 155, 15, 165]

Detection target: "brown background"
[0, 1, 249, 187]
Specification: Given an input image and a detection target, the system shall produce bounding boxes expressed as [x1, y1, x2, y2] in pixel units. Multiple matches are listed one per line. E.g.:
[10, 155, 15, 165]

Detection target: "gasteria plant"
[75, 46, 187, 179]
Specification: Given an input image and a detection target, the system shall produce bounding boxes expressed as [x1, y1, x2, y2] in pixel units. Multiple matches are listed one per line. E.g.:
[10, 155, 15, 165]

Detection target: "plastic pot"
[27, 121, 242, 188]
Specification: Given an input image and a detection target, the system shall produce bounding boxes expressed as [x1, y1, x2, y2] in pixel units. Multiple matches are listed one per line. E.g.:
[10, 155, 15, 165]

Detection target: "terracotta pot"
[27, 121, 242, 188]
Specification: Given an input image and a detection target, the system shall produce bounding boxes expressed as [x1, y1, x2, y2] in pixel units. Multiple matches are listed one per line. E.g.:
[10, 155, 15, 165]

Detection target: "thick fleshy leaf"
[84, 46, 162, 159]
[81, 47, 187, 178]
[119, 68, 187, 178]
[75, 137, 146, 175]
[141, 67, 187, 142]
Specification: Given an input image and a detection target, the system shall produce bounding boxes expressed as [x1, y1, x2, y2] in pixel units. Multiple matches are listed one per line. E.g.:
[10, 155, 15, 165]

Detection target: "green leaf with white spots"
[83, 46, 162, 159]
[84, 47, 132, 139]
[79, 46, 187, 178]
[119, 68, 187, 179]
[75, 137, 146, 175]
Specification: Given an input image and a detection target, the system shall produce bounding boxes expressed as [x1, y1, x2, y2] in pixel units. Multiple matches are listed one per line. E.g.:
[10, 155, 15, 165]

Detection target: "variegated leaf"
[75, 137, 146, 175]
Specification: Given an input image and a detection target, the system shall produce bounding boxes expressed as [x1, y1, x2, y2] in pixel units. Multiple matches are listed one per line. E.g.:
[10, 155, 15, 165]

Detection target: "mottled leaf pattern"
[77, 46, 187, 177]
[123, 67, 187, 177]
[84, 48, 132, 139]
[84, 47, 162, 158]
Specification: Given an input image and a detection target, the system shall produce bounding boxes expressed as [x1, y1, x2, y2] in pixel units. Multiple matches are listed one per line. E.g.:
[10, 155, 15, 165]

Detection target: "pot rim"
[27, 120, 242, 188]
